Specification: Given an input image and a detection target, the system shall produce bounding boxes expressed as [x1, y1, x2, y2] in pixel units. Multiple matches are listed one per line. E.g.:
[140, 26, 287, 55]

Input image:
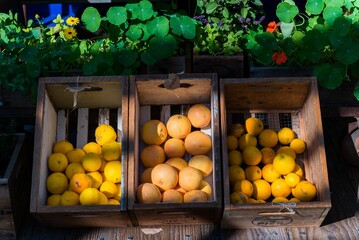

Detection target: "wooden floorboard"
[12, 117, 359, 240]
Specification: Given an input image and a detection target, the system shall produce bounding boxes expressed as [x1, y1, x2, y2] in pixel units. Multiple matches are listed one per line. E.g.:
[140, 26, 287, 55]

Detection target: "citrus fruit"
[245, 117, 264, 136]
[104, 160, 122, 183]
[198, 180, 212, 199]
[165, 158, 188, 172]
[53, 140, 73, 154]
[227, 135, 239, 151]
[46, 172, 69, 195]
[252, 179, 271, 201]
[278, 127, 295, 145]
[161, 189, 183, 203]
[230, 191, 248, 204]
[163, 138, 186, 158]
[292, 164, 304, 178]
[228, 150, 243, 166]
[48, 152, 68, 172]
[141, 167, 153, 183]
[178, 166, 202, 191]
[166, 114, 192, 139]
[95, 124, 117, 146]
[98, 192, 109, 205]
[60, 191, 80, 206]
[229, 123, 245, 138]
[136, 183, 161, 203]
[81, 152, 102, 172]
[174, 185, 187, 195]
[65, 162, 85, 180]
[79, 188, 100, 205]
[183, 190, 207, 203]
[262, 163, 281, 183]
[284, 172, 301, 188]
[87, 171, 103, 189]
[98, 158, 107, 172]
[232, 179, 253, 198]
[141, 119, 167, 145]
[272, 197, 289, 203]
[188, 155, 213, 177]
[141, 145, 166, 168]
[69, 172, 92, 194]
[277, 146, 296, 160]
[245, 165, 262, 182]
[258, 129, 278, 148]
[187, 103, 211, 128]
[290, 138, 306, 154]
[82, 142, 102, 155]
[108, 199, 120, 205]
[102, 140, 122, 161]
[66, 148, 86, 163]
[151, 163, 178, 191]
[271, 178, 292, 198]
[292, 180, 317, 202]
[184, 130, 212, 155]
[114, 183, 122, 201]
[228, 165, 245, 185]
[260, 147, 276, 164]
[272, 153, 296, 175]
[100, 180, 118, 198]
[289, 198, 301, 202]
[242, 146, 262, 166]
[238, 133, 257, 151]
[47, 194, 62, 206]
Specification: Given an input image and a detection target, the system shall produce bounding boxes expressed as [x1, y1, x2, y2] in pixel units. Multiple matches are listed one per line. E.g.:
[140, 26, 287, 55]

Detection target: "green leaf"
[118, 49, 138, 67]
[354, 80, 359, 101]
[324, 0, 345, 7]
[306, 0, 325, 15]
[170, 15, 196, 39]
[328, 32, 346, 48]
[133, 1, 154, 21]
[83, 60, 98, 75]
[19, 46, 38, 61]
[336, 39, 359, 64]
[140, 51, 157, 65]
[313, 63, 344, 89]
[26, 61, 41, 78]
[223, 7, 229, 19]
[146, 16, 169, 37]
[81, 7, 102, 33]
[255, 32, 279, 51]
[126, 25, 143, 41]
[323, 6, 343, 26]
[147, 35, 177, 60]
[303, 29, 325, 50]
[107, 6, 127, 26]
[332, 16, 351, 36]
[276, 2, 299, 23]
[206, 3, 218, 14]
[280, 21, 295, 38]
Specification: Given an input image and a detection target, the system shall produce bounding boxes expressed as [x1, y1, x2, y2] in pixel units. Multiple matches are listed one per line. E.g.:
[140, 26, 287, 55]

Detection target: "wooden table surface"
[11, 116, 359, 240]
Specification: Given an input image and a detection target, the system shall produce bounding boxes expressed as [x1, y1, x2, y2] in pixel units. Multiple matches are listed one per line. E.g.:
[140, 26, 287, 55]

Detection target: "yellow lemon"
[245, 117, 264, 136]
[242, 146, 262, 166]
[82, 152, 102, 172]
[260, 147, 276, 165]
[228, 165, 245, 185]
[104, 160, 122, 183]
[100, 180, 118, 198]
[87, 171, 103, 189]
[238, 133, 257, 151]
[227, 135, 239, 151]
[273, 153, 296, 175]
[83, 142, 102, 155]
[48, 152, 68, 172]
[108, 199, 120, 205]
[230, 191, 249, 204]
[66, 148, 86, 163]
[79, 188, 100, 205]
[262, 163, 281, 183]
[292, 164, 304, 178]
[98, 157, 107, 172]
[271, 178, 292, 198]
[278, 127, 295, 145]
[258, 129, 278, 148]
[114, 183, 122, 201]
[272, 197, 289, 203]
[102, 140, 122, 161]
[46, 172, 69, 195]
[65, 162, 85, 180]
[252, 179, 271, 201]
[289, 197, 301, 203]
[60, 191, 80, 206]
[95, 124, 117, 146]
[228, 150, 243, 166]
[53, 140, 73, 154]
[46, 194, 62, 206]
[98, 192, 109, 205]
[277, 146, 296, 160]
[229, 123, 245, 138]
[292, 181, 317, 202]
[244, 165, 262, 182]
[290, 138, 306, 154]
[284, 172, 301, 188]
[232, 179, 253, 198]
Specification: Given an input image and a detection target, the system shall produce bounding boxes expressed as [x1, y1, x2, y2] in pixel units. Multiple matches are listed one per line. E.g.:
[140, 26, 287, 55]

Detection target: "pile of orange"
[137, 104, 214, 203]
[227, 117, 317, 204]
[46, 124, 122, 206]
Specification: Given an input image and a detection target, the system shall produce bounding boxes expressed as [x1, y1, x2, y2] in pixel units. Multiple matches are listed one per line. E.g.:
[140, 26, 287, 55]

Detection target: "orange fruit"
[46, 172, 69, 195]
[238, 133, 257, 151]
[290, 138, 306, 154]
[48, 152, 68, 172]
[227, 135, 239, 151]
[165, 157, 188, 172]
[258, 129, 278, 148]
[53, 140, 73, 154]
[245, 165, 262, 182]
[271, 178, 292, 198]
[66, 148, 86, 163]
[242, 146, 262, 166]
[141, 119, 168, 145]
[141, 167, 153, 183]
[229, 123, 245, 138]
[174, 185, 187, 195]
[289, 197, 301, 203]
[161, 189, 183, 203]
[95, 124, 117, 146]
[69, 172, 92, 194]
[187, 103, 211, 128]
[292, 181, 317, 202]
[228, 165, 245, 185]
[252, 179, 271, 201]
[184, 130, 212, 155]
[277, 146, 296, 160]
[272, 153, 296, 175]
[136, 183, 162, 203]
[163, 138, 186, 158]
[260, 147, 276, 165]
[141, 145, 166, 168]
[232, 179, 253, 198]
[102, 140, 122, 161]
[188, 155, 213, 177]
[278, 127, 295, 145]
[262, 163, 281, 183]
[151, 163, 178, 191]
[166, 114, 192, 139]
[198, 180, 212, 199]
[228, 150, 243, 166]
[82, 142, 102, 155]
[178, 166, 203, 191]
[81, 152, 102, 172]
[245, 117, 264, 136]
[230, 191, 249, 204]
[183, 190, 207, 203]
[284, 172, 301, 188]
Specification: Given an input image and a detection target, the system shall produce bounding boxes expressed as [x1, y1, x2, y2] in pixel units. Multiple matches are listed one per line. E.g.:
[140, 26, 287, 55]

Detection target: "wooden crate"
[30, 76, 131, 228]
[0, 133, 31, 239]
[220, 77, 331, 228]
[128, 73, 222, 226]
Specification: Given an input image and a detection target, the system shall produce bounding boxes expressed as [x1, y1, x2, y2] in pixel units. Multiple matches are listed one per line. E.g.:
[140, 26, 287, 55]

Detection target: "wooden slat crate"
[220, 77, 331, 229]
[30, 76, 131, 228]
[128, 73, 222, 226]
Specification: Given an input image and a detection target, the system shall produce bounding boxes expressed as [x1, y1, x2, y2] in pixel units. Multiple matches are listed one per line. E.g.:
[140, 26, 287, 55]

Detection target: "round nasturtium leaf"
[126, 25, 143, 41]
[305, 0, 324, 15]
[146, 16, 169, 37]
[107, 6, 127, 26]
[276, 2, 299, 23]
[313, 64, 344, 89]
[133, 0, 154, 21]
[336, 39, 359, 65]
[81, 7, 102, 33]
[323, 6, 343, 26]
[118, 49, 138, 67]
[170, 15, 196, 40]
[332, 16, 351, 36]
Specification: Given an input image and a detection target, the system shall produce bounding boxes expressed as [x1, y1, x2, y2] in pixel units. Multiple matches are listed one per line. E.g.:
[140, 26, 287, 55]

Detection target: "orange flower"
[266, 21, 277, 32]
[272, 51, 287, 65]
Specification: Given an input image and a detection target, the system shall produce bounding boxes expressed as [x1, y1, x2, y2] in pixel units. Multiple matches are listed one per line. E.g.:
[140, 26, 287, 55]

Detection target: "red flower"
[272, 51, 287, 65]
[266, 21, 277, 32]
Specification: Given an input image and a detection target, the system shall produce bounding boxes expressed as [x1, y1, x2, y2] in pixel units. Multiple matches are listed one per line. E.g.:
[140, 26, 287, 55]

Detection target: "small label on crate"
[252, 216, 292, 227]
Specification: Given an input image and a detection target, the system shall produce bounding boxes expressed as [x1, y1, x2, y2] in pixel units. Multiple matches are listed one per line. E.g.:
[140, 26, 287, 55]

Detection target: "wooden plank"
[56, 110, 67, 141]
[98, 108, 110, 125]
[76, 108, 89, 148]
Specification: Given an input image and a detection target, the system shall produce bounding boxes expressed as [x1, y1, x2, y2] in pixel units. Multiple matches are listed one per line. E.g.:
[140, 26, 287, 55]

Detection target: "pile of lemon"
[46, 124, 122, 206]
[227, 117, 317, 204]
